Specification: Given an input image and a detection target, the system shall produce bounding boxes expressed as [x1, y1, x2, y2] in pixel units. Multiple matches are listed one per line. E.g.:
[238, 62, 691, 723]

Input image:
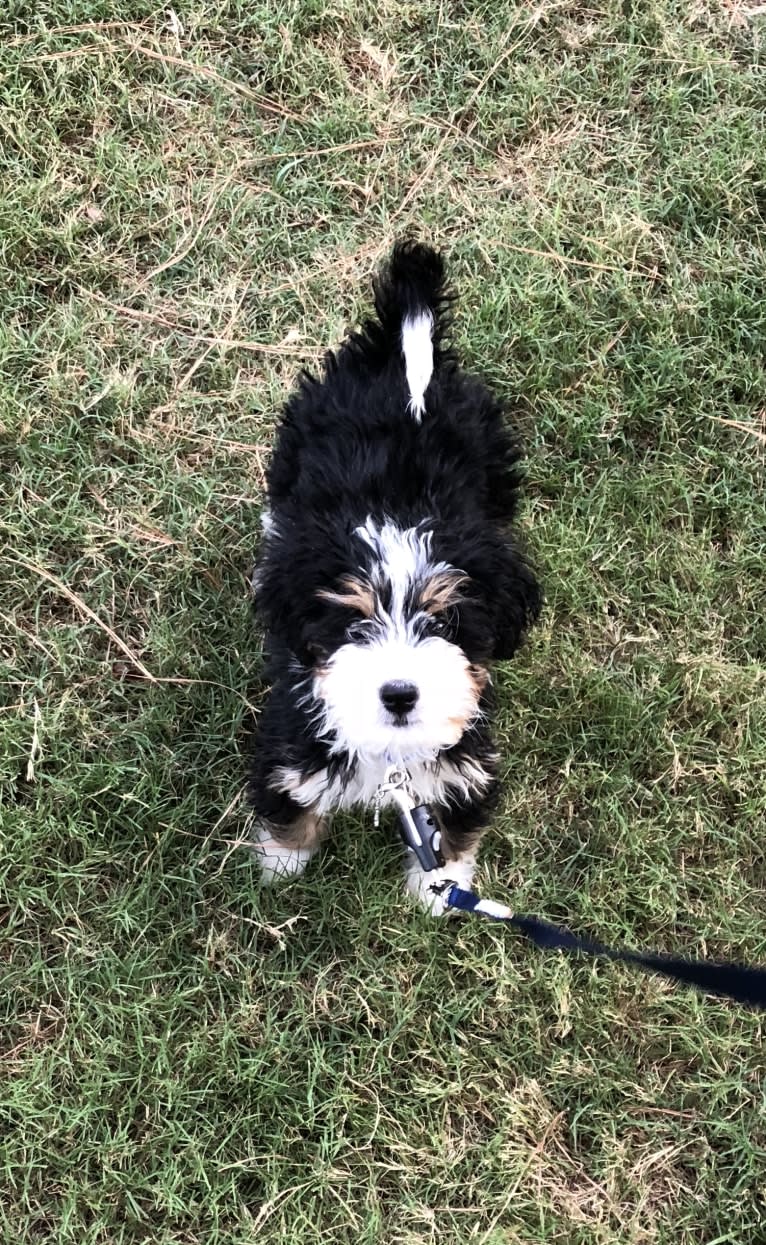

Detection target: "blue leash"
[443, 885, 766, 1010]
[389, 784, 766, 1010]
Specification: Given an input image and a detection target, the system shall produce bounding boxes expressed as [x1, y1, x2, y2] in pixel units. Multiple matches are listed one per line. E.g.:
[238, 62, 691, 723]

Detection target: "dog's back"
[265, 241, 522, 528]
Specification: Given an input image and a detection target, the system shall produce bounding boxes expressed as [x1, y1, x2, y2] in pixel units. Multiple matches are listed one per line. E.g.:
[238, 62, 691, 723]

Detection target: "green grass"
[2, 1, 766, 1240]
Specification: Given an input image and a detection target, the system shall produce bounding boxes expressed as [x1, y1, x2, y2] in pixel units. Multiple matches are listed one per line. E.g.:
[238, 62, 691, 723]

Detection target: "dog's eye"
[430, 615, 449, 637]
[347, 619, 373, 643]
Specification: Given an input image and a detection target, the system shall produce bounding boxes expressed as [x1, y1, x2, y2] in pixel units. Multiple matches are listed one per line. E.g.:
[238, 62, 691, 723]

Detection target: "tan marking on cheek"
[446, 665, 489, 735]
[418, 570, 468, 615]
[468, 664, 489, 696]
[317, 576, 375, 617]
[311, 665, 331, 700]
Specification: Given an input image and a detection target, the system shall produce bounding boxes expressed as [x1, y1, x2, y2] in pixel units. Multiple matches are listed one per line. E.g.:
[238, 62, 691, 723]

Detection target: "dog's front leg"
[251, 806, 327, 885]
[404, 791, 495, 916]
[404, 832, 482, 917]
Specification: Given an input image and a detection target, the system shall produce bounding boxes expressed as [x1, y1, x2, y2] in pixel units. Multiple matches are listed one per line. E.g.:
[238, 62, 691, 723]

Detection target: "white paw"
[404, 854, 476, 917]
[251, 823, 314, 885]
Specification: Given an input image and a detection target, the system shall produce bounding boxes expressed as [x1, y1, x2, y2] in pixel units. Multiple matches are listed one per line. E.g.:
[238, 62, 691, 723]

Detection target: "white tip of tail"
[401, 311, 434, 421]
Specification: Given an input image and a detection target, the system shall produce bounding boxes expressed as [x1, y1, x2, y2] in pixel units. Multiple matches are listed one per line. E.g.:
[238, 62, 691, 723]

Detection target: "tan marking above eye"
[419, 570, 468, 615]
[317, 576, 376, 617]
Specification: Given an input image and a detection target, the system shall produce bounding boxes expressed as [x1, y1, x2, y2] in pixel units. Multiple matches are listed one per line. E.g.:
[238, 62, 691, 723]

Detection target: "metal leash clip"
[372, 766, 409, 828]
[373, 765, 445, 874]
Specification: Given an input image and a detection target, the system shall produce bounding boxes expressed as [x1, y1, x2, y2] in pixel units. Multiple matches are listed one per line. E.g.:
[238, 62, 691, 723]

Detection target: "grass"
[1, 0, 765, 1240]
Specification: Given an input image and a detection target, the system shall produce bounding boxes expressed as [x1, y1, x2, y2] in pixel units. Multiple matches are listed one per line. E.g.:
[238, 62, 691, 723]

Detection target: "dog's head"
[256, 516, 540, 762]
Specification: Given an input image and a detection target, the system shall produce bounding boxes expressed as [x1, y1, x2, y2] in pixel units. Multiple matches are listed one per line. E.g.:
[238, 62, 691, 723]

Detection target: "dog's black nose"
[380, 680, 419, 717]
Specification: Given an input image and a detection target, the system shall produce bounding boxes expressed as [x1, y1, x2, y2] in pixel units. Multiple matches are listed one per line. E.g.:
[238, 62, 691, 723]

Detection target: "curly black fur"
[249, 240, 541, 894]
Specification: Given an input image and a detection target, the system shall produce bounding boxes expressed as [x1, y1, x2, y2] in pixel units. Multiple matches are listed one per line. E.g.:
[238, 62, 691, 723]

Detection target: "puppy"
[250, 241, 540, 911]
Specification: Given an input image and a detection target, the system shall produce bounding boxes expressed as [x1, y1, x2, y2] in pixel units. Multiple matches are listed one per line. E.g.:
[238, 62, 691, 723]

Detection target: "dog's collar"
[372, 762, 413, 827]
[373, 764, 445, 873]
[371, 750, 438, 825]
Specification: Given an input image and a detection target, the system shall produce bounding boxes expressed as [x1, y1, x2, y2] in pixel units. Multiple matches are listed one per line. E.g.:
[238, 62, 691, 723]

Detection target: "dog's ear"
[253, 518, 352, 656]
[252, 548, 299, 644]
[484, 541, 542, 659]
[437, 527, 541, 660]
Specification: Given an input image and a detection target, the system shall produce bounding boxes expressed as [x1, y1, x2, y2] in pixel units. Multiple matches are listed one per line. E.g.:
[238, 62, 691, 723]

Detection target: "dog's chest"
[273, 752, 493, 817]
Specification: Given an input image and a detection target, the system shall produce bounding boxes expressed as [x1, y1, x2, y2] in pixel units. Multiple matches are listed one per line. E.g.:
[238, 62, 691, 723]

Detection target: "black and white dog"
[250, 241, 540, 912]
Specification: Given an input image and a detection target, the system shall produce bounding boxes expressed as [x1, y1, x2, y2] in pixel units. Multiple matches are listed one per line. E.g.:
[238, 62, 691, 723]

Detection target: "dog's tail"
[372, 240, 449, 421]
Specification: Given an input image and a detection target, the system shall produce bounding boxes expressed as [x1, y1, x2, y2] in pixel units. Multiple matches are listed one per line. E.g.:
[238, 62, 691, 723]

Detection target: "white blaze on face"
[313, 520, 482, 762]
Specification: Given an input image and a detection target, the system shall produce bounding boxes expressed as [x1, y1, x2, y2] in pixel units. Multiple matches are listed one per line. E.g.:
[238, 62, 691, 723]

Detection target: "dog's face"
[310, 522, 486, 760]
[256, 517, 538, 763]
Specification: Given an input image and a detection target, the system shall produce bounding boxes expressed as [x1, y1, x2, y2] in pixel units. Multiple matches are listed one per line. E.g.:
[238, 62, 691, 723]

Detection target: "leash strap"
[445, 885, 766, 1010]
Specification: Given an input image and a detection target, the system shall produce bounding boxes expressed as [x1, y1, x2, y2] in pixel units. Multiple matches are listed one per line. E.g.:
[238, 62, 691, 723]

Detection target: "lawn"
[1, 1, 765, 1241]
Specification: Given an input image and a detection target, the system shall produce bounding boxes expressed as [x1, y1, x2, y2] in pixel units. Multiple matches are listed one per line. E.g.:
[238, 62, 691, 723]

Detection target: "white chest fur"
[271, 750, 495, 817]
